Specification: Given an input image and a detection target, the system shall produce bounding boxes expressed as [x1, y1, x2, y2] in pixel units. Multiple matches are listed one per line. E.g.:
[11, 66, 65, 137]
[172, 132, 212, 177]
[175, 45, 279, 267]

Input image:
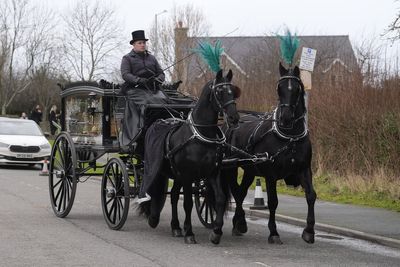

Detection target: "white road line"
[234, 212, 400, 259]
[253, 262, 272, 267]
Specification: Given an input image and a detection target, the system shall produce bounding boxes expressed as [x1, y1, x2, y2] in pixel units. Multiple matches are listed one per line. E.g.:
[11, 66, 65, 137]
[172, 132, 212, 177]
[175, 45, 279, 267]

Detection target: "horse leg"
[170, 179, 183, 237]
[230, 169, 254, 235]
[266, 178, 282, 244]
[301, 167, 317, 244]
[208, 173, 226, 245]
[182, 181, 196, 244]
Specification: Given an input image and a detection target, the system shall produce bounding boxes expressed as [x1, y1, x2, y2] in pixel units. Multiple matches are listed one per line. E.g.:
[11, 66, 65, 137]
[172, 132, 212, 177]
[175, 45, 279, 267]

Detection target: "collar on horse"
[166, 111, 226, 161]
[165, 112, 226, 177]
[272, 107, 308, 140]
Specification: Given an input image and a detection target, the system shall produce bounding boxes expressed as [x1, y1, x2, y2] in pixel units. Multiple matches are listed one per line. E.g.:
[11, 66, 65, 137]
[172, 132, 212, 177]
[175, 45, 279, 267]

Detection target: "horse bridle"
[210, 81, 237, 114]
[276, 75, 305, 129]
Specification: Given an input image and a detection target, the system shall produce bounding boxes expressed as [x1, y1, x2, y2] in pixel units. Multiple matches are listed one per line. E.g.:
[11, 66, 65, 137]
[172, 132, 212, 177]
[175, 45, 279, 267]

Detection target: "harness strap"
[244, 113, 274, 152]
[272, 108, 308, 140]
[165, 112, 226, 176]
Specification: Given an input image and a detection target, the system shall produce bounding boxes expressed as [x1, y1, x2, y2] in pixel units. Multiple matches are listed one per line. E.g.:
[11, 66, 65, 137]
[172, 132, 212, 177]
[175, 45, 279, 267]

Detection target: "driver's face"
[133, 40, 146, 53]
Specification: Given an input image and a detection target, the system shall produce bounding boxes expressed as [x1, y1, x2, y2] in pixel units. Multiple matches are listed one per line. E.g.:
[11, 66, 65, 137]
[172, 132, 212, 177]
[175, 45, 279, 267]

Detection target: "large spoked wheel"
[194, 179, 216, 229]
[49, 132, 77, 218]
[101, 158, 130, 230]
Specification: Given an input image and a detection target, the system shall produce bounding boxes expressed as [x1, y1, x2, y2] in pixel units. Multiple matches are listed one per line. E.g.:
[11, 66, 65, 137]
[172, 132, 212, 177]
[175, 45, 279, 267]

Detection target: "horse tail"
[137, 174, 168, 220]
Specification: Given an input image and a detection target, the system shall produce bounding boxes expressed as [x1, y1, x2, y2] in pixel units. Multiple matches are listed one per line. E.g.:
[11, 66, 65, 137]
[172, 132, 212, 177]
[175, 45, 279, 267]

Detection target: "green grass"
[242, 169, 400, 212]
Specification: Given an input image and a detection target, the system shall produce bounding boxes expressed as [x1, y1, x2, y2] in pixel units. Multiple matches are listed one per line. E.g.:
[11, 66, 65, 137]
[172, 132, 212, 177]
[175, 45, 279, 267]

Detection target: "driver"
[120, 30, 167, 147]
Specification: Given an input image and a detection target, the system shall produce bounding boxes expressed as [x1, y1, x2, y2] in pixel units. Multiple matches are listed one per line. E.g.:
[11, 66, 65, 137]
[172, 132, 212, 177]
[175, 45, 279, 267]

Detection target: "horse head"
[277, 62, 305, 129]
[210, 69, 240, 127]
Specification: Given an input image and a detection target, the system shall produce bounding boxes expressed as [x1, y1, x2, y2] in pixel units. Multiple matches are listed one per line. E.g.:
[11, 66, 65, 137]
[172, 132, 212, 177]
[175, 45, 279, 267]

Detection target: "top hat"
[130, 30, 148, 45]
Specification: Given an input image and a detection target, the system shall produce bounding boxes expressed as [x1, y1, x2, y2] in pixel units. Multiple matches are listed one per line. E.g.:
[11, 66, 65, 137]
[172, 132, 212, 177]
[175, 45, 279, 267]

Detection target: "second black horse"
[224, 63, 316, 244]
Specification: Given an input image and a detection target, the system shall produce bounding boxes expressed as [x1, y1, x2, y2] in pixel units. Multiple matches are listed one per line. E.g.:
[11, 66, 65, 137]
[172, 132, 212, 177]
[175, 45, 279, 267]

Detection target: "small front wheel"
[101, 158, 130, 230]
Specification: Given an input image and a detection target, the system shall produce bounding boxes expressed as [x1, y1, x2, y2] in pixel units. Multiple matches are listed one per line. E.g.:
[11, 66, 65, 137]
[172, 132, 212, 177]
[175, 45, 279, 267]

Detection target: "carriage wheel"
[101, 158, 130, 230]
[194, 179, 216, 229]
[49, 132, 77, 218]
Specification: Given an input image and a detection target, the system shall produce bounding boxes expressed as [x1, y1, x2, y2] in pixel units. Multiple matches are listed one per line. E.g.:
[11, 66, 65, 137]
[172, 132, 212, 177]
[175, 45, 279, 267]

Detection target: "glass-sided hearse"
[48, 81, 222, 230]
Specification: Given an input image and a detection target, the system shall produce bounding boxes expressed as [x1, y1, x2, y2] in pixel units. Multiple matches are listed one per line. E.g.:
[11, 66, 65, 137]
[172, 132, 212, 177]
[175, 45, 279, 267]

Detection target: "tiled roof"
[185, 35, 357, 78]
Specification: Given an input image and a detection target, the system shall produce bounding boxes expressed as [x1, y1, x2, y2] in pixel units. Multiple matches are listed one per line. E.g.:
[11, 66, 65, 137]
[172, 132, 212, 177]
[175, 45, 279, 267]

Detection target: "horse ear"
[293, 66, 300, 77]
[232, 86, 241, 99]
[226, 69, 233, 81]
[279, 62, 287, 76]
[216, 69, 223, 81]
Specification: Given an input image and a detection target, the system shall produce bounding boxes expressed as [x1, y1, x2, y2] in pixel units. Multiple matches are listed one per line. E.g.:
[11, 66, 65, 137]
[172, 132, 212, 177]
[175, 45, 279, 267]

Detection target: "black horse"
[140, 69, 240, 244]
[224, 63, 316, 244]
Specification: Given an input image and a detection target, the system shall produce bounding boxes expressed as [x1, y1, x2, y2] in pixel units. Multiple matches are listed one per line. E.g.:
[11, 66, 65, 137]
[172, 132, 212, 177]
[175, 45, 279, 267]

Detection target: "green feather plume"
[277, 29, 300, 66]
[193, 40, 224, 73]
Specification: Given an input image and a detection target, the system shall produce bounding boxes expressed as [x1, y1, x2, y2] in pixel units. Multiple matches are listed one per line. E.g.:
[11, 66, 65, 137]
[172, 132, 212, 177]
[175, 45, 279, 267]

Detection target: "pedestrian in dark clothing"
[120, 30, 167, 147]
[49, 105, 59, 136]
[30, 105, 42, 125]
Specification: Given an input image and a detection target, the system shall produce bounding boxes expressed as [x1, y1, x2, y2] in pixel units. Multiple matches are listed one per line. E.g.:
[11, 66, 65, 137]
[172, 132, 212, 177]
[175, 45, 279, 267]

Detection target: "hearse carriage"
[48, 80, 219, 229]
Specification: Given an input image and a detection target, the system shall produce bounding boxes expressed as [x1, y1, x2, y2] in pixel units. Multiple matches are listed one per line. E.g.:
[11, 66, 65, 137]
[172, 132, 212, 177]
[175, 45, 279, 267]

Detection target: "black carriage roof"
[59, 80, 121, 98]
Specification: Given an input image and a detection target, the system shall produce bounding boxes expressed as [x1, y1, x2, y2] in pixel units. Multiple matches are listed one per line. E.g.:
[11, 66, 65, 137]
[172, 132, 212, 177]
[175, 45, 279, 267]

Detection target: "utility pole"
[154, 10, 167, 59]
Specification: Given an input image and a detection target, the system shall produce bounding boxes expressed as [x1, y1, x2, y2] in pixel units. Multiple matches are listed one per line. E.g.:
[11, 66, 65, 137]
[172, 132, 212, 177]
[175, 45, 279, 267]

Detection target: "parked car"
[0, 117, 51, 166]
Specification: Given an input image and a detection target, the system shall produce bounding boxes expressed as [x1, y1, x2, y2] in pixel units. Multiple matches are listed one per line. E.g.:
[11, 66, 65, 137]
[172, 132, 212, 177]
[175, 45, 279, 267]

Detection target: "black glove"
[153, 76, 164, 84]
[137, 77, 149, 86]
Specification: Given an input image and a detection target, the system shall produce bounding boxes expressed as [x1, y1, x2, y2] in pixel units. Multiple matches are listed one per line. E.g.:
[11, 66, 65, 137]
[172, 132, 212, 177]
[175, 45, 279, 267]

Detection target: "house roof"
[185, 35, 358, 79]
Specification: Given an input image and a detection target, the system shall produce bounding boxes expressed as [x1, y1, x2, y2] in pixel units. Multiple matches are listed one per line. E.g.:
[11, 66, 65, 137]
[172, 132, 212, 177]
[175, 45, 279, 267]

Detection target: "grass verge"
[243, 168, 400, 212]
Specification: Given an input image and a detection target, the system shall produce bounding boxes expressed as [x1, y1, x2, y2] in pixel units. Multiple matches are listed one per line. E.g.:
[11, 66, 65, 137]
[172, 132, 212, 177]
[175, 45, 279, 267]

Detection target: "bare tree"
[61, 0, 124, 81]
[0, 0, 56, 115]
[384, 2, 400, 42]
[147, 4, 210, 81]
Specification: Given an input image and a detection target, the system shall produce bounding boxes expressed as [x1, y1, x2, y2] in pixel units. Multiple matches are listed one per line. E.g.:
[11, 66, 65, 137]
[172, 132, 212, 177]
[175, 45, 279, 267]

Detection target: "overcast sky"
[31, 0, 399, 63]
[39, 0, 398, 43]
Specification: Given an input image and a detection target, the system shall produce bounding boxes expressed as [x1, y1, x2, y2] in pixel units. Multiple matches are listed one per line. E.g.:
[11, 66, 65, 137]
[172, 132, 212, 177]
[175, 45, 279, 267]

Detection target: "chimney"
[173, 21, 189, 86]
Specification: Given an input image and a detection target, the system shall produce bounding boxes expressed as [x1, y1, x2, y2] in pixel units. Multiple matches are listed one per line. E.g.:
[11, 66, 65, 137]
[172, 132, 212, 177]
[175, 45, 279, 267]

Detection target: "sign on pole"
[299, 47, 317, 72]
[299, 47, 317, 90]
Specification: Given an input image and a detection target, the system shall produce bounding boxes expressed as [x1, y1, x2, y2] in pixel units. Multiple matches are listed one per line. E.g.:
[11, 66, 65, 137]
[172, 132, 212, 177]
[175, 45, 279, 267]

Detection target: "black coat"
[120, 50, 165, 85]
[30, 109, 42, 125]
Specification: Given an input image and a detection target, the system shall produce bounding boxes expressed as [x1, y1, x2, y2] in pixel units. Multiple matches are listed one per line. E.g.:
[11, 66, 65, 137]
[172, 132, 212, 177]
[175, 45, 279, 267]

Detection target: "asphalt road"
[1, 164, 400, 267]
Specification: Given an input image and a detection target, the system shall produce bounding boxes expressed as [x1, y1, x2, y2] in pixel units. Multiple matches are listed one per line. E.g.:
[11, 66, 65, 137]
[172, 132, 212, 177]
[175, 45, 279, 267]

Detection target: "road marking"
[253, 262, 271, 267]
[233, 212, 400, 259]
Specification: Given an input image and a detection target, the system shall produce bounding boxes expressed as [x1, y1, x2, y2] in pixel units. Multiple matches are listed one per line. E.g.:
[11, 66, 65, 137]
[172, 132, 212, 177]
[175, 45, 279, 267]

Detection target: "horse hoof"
[235, 220, 248, 234]
[268, 235, 283, 244]
[171, 229, 183, 237]
[209, 232, 222, 245]
[302, 230, 315, 244]
[148, 216, 159, 229]
[184, 235, 197, 244]
[232, 227, 243, 236]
